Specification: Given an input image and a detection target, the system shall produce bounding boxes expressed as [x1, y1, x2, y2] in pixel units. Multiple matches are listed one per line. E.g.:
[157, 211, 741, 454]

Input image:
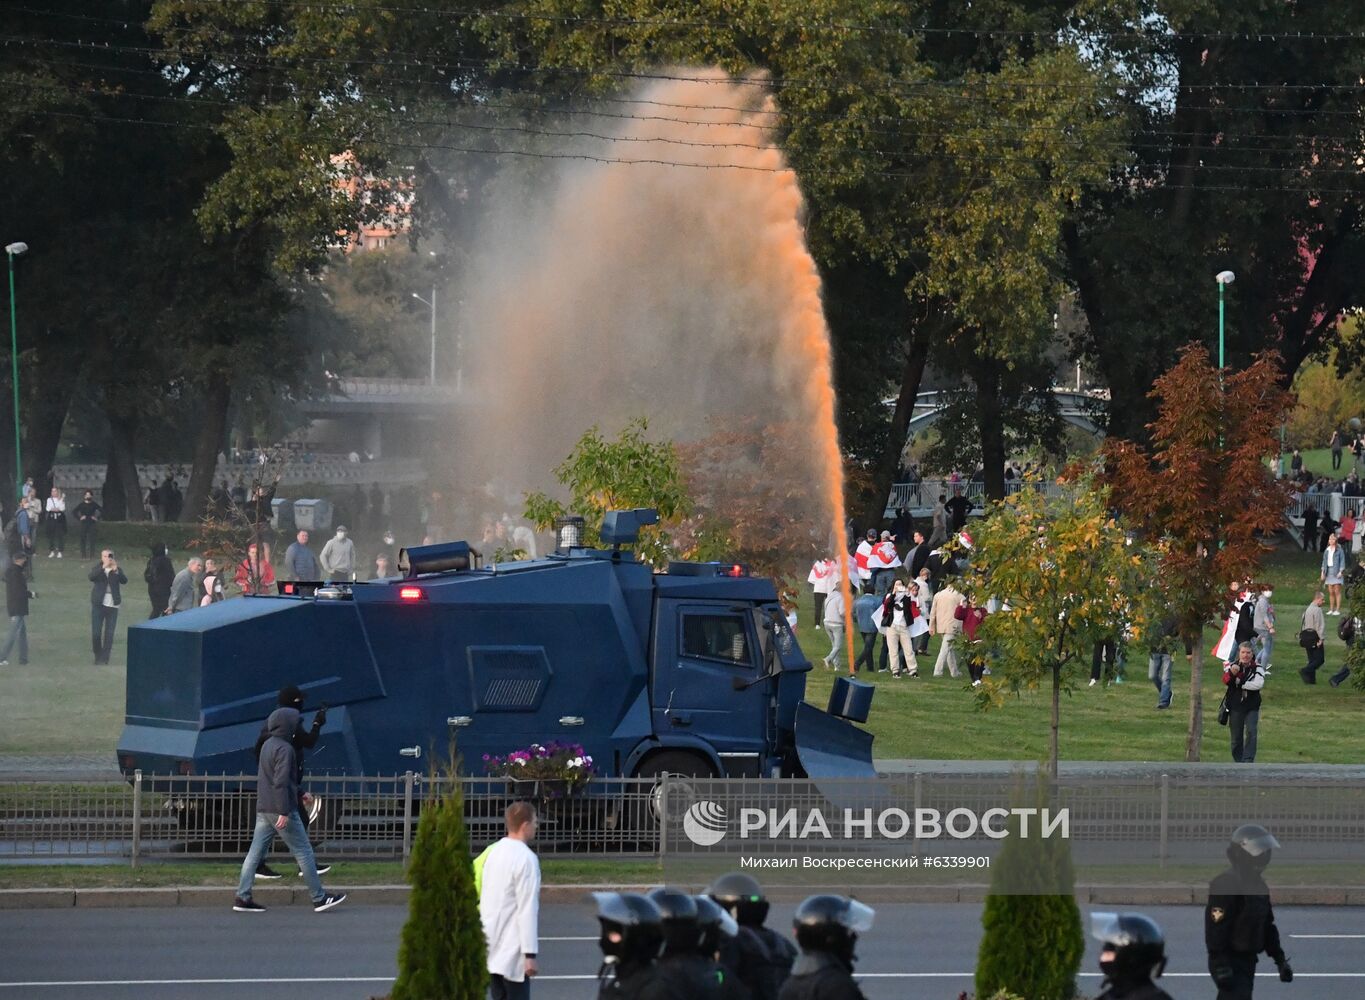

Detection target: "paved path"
[0, 901, 1360, 999]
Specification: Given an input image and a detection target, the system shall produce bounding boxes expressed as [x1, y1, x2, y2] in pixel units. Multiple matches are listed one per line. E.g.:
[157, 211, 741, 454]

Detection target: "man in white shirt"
[479, 801, 541, 1000]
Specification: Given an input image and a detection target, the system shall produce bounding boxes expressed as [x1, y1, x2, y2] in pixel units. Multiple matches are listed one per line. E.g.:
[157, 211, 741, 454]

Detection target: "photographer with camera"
[250, 685, 331, 880]
[1222, 642, 1265, 763]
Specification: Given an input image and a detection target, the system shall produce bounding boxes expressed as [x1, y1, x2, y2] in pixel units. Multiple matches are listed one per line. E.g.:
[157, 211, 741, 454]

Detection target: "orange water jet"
[453, 68, 857, 662]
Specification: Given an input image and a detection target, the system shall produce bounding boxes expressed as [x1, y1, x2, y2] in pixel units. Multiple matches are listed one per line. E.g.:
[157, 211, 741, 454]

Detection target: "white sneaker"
[972, 680, 981, 687]
[56, 552, 62, 559]
[1088, 678, 1098, 687]
[46, 552, 53, 559]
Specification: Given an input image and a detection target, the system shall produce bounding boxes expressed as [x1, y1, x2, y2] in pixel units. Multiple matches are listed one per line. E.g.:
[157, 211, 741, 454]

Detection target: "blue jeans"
[235, 811, 325, 903]
[1256, 630, 1273, 669]
[0, 615, 27, 664]
[1148, 653, 1172, 707]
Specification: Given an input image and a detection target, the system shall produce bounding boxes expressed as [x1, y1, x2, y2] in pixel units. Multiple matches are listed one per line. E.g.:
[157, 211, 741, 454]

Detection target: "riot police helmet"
[1090, 911, 1167, 984]
[593, 892, 665, 964]
[792, 895, 875, 966]
[693, 895, 738, 955]
[648, 887, 701, 956]
[707, 871, 770, 926]
[1227, 823, 1279, 871]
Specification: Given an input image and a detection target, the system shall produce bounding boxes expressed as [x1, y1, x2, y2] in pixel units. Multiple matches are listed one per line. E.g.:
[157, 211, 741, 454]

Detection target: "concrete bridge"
[904, 387, 1108, 437]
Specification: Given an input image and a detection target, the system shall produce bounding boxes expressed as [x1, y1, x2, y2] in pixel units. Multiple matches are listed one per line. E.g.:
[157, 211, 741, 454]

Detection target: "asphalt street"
[1, 901, 1361, 999]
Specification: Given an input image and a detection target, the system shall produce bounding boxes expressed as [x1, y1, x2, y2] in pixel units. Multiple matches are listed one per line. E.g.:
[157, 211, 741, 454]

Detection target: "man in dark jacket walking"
[0, 553, 33, 665]
[88, 549, 126, 665]
[250, 686, 329, 880]
[233, 706, 344, 913]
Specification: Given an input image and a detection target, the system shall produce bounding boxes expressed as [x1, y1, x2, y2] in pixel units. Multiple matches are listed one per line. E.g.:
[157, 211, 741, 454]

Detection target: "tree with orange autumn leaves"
[1103, 344, 1293, 762]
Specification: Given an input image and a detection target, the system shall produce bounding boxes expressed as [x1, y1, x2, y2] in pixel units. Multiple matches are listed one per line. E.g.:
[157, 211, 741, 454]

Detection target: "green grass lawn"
[0, 523, 204, 756]
[1, 527, 1359, 765]
[1284, 446, 1365, 481]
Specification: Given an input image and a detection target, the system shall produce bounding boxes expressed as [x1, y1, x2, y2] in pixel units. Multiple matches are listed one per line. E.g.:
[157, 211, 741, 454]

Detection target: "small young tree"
[523, 418, 692, 568]
[975, 778, 1084, 1000]
[1103, 344, 1292, 761]
[967, 482, 1150, 777]
[390, 755, 487, 1000]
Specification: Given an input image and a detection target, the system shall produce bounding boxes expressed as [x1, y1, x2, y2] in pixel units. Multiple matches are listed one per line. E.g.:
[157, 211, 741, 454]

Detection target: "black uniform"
[776, 951, 866, 1000]
[597, 960, 690, 1000]
[719, 925, 796, 1000]
[1096, 982, 1173, 1000]
[1205, 865, 1286, 1000]
[656, 953, 739, 1000]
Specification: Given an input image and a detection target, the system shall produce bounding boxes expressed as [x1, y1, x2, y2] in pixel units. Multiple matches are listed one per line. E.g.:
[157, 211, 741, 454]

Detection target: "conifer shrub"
[390, 755, 487, 1000]
[974, 779, 1083, 1000]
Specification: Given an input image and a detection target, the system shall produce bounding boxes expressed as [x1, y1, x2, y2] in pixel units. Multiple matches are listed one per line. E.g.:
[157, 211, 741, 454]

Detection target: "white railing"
[885, 478, 1057, 514]
[48, 457, 427, 497]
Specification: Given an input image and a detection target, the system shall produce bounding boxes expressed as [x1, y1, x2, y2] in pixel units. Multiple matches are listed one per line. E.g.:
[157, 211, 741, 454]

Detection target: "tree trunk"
[861, 321, 933, 527]
[1185, 628, 1205, 762]
[23, 372, 78, 497]
[185, 376, 232, 522]
[974, 356, 1006, 502]
[107, 412, 145, 522]
[1049, 663, 1061, 778]
[101, 454, 125, 521]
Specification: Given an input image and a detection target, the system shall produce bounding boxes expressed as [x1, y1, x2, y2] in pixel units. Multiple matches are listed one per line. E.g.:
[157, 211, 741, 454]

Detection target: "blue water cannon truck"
[117, 508, 876, 782]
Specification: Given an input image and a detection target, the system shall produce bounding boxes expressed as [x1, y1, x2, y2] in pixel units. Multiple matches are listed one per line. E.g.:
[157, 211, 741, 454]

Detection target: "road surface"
[1, 901, 1360, 998]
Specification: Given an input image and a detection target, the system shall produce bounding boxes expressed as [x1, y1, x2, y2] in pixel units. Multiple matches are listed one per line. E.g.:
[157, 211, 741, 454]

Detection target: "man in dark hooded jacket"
[232, 706, 344, 913]
[144, 544, 174, 620]
[251, 685, 328, 880]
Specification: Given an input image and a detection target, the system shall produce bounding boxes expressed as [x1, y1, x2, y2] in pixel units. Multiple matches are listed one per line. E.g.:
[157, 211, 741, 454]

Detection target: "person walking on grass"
[144, 543, 174, 620]
[1299, 592, 1326, 685]
[821, 587, 846, 670]
[881, 578, 920, 679]
[851, 589, 879, 675]
[929, 578, 964, 678]
[232, 705, 344, 914]
[0, 553, 33, 666]
[1322, 531, 1346, 615]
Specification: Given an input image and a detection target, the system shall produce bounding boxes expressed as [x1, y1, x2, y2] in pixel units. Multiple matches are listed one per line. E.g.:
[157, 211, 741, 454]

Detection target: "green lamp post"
[4, 241, 26, 501]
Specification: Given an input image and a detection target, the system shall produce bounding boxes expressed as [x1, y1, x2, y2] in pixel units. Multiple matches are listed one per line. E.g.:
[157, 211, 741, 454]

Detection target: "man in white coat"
[479, 801, 541, 999]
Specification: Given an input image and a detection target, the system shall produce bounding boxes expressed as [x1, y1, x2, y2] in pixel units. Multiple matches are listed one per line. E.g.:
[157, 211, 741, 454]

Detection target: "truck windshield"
[768, 610, 807, 670]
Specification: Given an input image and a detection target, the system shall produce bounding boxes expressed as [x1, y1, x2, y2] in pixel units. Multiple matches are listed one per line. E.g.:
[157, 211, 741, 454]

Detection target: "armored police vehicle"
[117, 509, 875, 783]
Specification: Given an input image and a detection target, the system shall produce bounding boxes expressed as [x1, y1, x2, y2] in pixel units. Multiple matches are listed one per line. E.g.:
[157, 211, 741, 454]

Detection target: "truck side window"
[681, 614, 750, 665]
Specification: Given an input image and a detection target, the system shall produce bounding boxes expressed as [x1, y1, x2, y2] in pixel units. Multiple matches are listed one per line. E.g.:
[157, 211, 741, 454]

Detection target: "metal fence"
[884, 478, 1056, 515]
[3, 771, 1364, 870]
[0, 773, 664, 865]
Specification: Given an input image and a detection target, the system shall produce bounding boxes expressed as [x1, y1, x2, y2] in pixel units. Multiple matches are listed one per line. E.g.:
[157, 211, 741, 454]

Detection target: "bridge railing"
[885, 478, 1056, 515]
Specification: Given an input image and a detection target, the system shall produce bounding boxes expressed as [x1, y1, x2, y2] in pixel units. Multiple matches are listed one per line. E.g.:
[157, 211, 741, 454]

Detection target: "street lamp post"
[1215, 270, 1235, 375]
[411, 289, 436, 385]
[5, 242, 27, 500]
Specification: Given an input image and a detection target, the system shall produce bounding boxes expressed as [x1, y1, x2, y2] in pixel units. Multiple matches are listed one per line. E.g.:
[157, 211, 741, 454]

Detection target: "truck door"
[652, 600, 769, 775]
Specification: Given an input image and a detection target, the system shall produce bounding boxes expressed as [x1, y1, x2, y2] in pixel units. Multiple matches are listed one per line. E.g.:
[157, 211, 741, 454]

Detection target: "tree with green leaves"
[966, 482, 1150, 777]
[523, 419, 692, 566]
[1103, 344, 1292, 761]
[391, 757, 488, 1000]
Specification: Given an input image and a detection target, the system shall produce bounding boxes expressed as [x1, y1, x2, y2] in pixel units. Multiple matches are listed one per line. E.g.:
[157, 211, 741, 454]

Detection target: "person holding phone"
[1222, 643, 1265, 763]
[88, 549, 127, 665]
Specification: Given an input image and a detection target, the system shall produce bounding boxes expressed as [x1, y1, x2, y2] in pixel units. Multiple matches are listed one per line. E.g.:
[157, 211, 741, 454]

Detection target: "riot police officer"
[1090, 911, 1174, 1000]
[708, 872, 797, 1000]
[1206, 824, 1293, 999]
[693, 895, 750, 1000]
[648, 888, 748, 1000]
[777, 894, 874, 1000]
[593, 892, 687, 1000]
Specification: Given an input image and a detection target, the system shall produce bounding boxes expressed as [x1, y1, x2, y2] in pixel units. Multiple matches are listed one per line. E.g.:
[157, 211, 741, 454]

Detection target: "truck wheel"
[635, 751, 715, 826]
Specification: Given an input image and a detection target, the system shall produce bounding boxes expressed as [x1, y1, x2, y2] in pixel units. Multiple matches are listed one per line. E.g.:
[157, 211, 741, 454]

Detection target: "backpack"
[1338, 616, 1356, 646]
